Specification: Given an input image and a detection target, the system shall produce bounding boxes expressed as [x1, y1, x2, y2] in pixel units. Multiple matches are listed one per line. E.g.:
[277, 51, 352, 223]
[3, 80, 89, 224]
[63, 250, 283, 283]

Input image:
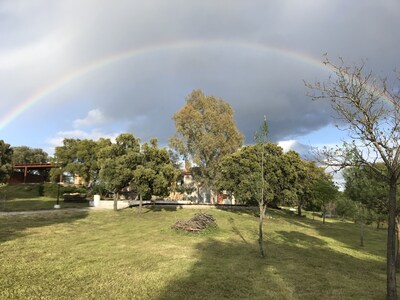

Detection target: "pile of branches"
[171, 212, 217, 233]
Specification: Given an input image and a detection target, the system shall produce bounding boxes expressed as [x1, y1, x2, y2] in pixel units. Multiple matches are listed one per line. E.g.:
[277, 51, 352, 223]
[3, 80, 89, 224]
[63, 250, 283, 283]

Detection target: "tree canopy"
[285, 154, 328, 216]
[217, 143, 286, 206]
[170, 89, 243, 194]
[54, 138, 111, 186]
[98, 133, 141, 210]
[132, 138, 180, 211]
[0, 140, 13, 183]
[12, 146, 48, 164]
[343, 165, 388, 227]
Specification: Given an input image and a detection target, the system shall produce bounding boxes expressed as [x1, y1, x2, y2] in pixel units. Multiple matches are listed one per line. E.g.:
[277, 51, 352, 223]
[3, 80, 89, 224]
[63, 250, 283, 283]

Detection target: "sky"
[1, 0, 399, 170]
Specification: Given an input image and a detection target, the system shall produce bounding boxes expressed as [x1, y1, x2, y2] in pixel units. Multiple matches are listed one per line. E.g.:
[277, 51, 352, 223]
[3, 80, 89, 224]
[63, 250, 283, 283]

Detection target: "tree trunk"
[297, 204, 302, 217]
[360, 222, 364, 247]
[258, 203, 266, 258]
[396, 216, 400, 272]
[322, 206, 326, 224]
[113, 192, 118, 211]
[387, 179, 397, 299]
[139, 193, 143, 214]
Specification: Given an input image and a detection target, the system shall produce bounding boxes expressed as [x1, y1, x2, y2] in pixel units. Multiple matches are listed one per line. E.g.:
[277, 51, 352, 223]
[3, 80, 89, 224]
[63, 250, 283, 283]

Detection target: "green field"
[0, 207, 393, 299]
[0, 184, 89, 211]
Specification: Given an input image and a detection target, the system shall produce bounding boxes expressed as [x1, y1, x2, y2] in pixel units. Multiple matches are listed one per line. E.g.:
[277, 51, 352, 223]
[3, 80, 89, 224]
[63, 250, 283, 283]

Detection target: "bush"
[89, 183, 108, 197]
[42, 183, 87, 198]
[336, 196, 357, 219]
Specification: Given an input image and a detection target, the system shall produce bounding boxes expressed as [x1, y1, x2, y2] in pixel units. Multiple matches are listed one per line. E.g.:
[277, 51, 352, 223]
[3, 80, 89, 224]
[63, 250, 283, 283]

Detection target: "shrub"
[42, 183, 86, 198]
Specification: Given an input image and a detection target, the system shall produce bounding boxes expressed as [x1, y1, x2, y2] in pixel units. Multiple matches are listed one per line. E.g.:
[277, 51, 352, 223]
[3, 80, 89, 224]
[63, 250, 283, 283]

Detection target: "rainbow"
[0, 39, 356, 131]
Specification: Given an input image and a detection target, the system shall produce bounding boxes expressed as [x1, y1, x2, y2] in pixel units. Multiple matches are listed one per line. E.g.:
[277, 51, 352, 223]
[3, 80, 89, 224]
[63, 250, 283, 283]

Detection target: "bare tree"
[305, 57, 400, 300]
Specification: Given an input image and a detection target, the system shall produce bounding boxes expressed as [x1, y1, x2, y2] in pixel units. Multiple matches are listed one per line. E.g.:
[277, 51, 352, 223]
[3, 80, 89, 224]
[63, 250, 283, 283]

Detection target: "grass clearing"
[0, 197, 89, 211]
[0, 184, 90, 211]
[0, 207, 394, 299]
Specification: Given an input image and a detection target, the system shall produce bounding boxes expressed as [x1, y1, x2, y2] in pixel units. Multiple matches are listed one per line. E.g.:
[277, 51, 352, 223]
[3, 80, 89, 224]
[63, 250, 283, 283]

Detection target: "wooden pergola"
[12, 163, 58, 184]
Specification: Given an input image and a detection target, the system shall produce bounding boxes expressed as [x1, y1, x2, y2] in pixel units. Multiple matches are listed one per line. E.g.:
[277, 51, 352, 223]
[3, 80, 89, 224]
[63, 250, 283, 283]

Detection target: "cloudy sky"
[0, 0, 399, 161]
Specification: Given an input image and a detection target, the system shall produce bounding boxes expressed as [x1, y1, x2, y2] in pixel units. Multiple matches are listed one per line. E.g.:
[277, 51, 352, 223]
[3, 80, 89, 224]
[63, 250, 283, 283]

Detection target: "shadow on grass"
[157, 232, 387, 299]
[0, 210, 89, 244]
[0, 199, 90, 212]
[143, 204, 183, 212]
[277, 211, 387, 259]
[215, 205, 259, 217]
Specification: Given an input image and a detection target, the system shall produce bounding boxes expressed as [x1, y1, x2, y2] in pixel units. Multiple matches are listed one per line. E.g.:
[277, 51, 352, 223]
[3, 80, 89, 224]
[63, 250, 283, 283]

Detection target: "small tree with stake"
[254, 116, 269, 258]
[305, 57, 400, 299]
[217, 117, 285, 258]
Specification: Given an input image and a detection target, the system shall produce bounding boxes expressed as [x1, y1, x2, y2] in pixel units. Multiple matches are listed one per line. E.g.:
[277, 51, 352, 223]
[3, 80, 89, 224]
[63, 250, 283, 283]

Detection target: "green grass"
[0, 184, 90, 211]
[0, 184, 43, 199]
[0, 207, 394, 299]
[0, 197, 89, 211]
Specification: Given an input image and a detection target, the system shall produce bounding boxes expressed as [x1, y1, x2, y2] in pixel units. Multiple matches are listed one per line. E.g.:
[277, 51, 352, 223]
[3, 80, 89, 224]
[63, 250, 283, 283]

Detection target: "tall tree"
[0, 140, 13, 183]
[98, 134, 141, 211]
[170, 89, 243, 201]
[306, 57, 400, 299]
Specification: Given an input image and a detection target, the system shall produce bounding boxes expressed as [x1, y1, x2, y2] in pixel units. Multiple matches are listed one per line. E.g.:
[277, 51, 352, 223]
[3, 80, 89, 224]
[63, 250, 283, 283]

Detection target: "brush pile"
[172, 212, 217, 233]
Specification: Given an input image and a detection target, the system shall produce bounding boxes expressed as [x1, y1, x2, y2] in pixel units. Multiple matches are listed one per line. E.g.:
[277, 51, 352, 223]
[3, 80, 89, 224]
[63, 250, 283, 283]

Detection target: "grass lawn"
[0, 184, 90, 211]
[0, 197, 89, 212]
[0, 207, 394, 299]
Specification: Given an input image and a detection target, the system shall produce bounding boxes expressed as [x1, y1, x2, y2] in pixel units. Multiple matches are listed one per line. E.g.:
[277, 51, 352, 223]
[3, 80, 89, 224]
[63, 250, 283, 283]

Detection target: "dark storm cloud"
[1, 0, 399, 147]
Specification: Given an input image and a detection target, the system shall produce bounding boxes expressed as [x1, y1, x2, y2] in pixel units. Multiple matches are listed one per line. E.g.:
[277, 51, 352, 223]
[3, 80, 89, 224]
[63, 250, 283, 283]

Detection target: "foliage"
[42, 183, 87, 198]
[218, 117, 288, 257]
[343, 165, 388, 227]
[281, 151, 326, 216]
[53, 138, 111, 186]
[98, 133, 141, 210]
[134, 139, 180, 199]
[313, 175, 339, 223]
[11, 146, 50, 180]
[0, 140, 13, 183]
[132, 165, 156, 200]
[305, 57, 400, 297]
[217, 143, 286, 206]
[170, 89, 243, 191]
[11, 146, 48, 164]
[335, 194, 358, 220]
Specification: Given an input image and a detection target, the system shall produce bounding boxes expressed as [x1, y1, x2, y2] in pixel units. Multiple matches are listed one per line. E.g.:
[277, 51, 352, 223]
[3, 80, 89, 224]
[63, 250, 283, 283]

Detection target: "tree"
[313, 175, 339, 224]
[54, 138, 112, 186]
[0, 140, 13, 183]
[170, 89, 243, 201]
[305, 57, 400, 299]
[335, 193, 358, 220]
[343, 165, 388, 228]
[344, 165, 400, 266]
[131, 138, 180, 212]
[12, 146, 48, 164]
[281, 151, 326, 216]
[218, 118, 286, 257]
[12, 146, 50, 181]
[98, 134, 141, 211]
